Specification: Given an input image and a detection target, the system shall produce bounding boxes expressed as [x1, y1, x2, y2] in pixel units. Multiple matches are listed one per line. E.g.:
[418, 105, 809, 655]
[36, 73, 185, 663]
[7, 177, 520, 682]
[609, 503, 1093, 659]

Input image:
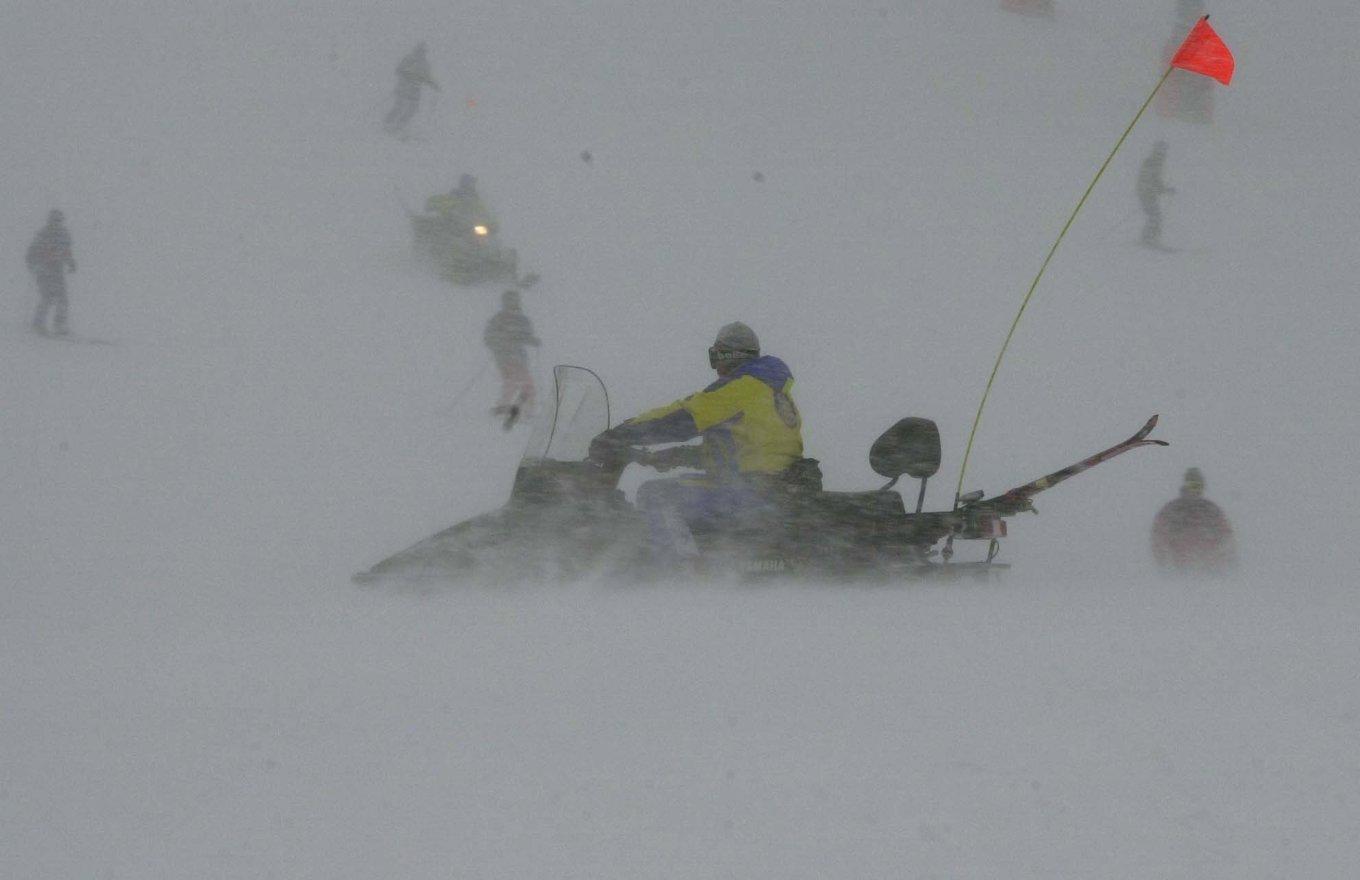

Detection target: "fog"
[4, 2, 1358, 876]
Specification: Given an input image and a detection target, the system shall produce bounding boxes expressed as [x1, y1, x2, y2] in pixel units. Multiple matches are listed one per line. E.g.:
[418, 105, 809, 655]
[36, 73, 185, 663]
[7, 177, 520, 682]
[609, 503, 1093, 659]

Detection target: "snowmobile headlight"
[473, 224, 489, 237]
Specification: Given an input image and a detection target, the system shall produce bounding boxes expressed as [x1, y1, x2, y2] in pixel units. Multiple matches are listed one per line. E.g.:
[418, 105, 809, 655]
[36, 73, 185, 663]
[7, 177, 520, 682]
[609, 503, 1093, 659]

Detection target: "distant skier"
[384, 42, 439, 136]
[483, 289, 540, 428]
[1159, 0, 1213, 123]
[26, 209, 77, 336]
[1137, 141, 1176, 249]
[588, 322, 804, 569]
[1151, 467, 1237, 574]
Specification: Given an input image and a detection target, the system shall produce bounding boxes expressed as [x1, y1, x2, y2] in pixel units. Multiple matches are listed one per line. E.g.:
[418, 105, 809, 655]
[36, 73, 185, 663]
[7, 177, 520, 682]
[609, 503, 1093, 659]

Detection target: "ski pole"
[953, 63, 1176, 508]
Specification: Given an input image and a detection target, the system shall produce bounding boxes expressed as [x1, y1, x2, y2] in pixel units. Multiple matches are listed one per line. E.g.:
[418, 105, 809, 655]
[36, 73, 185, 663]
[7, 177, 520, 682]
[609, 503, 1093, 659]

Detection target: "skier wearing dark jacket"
[484, 289, 540, 415]
[384, 42, 440, 135]
[1151, 467, 1236, 574]
[589, 322, 804, 566]
[26, 210, 77, 335]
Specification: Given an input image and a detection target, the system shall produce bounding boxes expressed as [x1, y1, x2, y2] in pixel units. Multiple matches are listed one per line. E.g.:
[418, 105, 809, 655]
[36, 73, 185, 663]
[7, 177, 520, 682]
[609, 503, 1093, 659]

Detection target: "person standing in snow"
[26, 209, 77, 336]
[1137, 141, 1176, 249]
[384, 42, 439, 136]
[588, 322, 805, 568]
[483, 289, 540, 424]
[1151, 467, 1237, 574]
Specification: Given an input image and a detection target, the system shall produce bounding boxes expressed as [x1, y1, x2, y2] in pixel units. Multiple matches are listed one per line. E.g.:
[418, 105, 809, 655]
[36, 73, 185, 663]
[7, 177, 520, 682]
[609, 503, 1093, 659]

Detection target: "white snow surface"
[4, 2, 1359, 877]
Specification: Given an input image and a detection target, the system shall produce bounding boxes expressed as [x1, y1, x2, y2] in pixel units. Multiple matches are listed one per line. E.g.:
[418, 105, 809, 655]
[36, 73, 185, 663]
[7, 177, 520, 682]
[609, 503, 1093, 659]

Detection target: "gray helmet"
[709, 322, 759, 368]
[1182, 467, 1205, 496]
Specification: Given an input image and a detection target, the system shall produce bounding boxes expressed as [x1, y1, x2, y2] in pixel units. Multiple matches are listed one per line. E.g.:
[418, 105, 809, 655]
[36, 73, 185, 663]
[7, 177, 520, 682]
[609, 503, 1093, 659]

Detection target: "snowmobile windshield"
[522, 365, 611, 462]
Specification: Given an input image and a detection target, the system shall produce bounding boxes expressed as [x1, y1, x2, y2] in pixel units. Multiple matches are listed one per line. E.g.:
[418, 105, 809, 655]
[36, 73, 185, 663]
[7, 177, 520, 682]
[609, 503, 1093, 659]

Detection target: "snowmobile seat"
[801, 489, 906, 520]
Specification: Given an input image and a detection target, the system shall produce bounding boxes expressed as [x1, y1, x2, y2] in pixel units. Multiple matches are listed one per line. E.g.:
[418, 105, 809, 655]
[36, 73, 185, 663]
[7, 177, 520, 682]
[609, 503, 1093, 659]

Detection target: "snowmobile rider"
[588, 322, 804, 564]
[384, 42, 440, 134]
[1151, 467, 1237, 574]
[26, 209, 77, 336]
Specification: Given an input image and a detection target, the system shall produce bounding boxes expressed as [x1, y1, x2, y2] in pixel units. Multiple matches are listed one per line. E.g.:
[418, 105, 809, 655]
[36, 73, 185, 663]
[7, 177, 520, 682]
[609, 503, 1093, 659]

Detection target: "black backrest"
[870, 418, 941, 480]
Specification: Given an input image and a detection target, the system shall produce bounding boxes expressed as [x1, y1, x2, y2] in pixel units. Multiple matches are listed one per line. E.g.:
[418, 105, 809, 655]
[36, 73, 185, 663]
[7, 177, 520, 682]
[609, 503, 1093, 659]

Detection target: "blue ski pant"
[635, 478, 770, 563]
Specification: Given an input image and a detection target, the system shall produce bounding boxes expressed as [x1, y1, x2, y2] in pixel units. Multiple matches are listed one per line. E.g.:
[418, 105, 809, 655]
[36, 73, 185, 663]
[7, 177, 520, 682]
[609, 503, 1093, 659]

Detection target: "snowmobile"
[410, 209, 520, 286]
[354, 366, 1167, 585]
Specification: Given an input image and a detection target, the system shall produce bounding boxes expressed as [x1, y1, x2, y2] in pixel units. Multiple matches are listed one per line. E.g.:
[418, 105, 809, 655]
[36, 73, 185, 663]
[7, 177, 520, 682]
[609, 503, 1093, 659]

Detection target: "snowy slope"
[3, 2, 1359, 877]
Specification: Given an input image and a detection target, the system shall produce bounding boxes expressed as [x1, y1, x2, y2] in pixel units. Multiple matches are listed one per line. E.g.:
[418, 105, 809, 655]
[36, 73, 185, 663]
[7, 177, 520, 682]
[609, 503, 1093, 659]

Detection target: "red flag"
[1170, 17, 1235, 85]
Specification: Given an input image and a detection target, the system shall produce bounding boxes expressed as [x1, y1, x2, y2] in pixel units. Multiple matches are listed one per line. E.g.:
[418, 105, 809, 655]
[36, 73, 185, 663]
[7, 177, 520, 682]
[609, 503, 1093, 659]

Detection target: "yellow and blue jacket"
[604, 356, 803, 480]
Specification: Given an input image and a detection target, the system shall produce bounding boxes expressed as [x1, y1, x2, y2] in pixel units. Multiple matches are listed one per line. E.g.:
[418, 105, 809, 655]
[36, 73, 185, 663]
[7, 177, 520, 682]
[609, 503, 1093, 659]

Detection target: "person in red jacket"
[1151, 467, 1237, 574]
[26, 209, 77, 336]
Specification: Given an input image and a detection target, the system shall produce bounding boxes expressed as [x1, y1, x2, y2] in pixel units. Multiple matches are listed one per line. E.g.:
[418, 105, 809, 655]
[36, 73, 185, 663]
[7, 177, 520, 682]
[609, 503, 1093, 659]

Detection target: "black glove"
[588, 432, 629, 466]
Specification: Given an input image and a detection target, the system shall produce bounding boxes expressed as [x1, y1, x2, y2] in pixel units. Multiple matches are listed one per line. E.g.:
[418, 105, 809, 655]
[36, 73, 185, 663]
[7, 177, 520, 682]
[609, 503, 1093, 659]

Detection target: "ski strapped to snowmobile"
[354, 366, 1167, 585]
[960, 415, 1168, 517]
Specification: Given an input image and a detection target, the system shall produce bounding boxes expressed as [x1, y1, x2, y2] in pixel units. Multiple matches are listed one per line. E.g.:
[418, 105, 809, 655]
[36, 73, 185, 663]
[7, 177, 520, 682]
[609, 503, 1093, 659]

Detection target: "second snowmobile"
[410, 211, 520, 286]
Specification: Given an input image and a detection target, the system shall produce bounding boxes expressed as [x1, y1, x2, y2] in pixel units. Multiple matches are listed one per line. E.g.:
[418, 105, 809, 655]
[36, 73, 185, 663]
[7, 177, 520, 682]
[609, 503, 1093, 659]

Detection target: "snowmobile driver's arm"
[588, 408, 699, 466]
[589, 380, 749, 466]
[638, 444, 704, 472]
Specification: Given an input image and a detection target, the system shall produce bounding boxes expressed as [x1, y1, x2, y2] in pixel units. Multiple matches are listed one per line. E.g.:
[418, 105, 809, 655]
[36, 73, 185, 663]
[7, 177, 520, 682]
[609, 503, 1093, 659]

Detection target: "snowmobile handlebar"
[587, 435, 699, 473]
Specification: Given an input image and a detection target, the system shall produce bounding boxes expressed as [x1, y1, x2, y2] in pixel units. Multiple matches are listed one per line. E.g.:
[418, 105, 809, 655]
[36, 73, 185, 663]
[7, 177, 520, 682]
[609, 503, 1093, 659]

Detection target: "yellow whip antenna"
[952, 64, 1176, 507]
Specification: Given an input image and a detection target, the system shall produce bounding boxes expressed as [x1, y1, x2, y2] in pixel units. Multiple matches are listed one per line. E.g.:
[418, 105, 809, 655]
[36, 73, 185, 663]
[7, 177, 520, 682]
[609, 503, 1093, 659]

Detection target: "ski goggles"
[709, 346, 756, 369]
